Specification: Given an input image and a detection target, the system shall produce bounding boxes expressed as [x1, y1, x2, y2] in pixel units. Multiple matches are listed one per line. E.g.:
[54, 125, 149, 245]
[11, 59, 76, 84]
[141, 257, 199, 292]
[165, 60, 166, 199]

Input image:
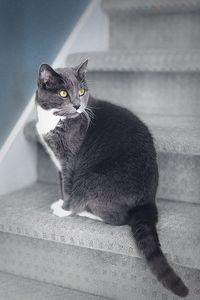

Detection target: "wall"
[0, 0, 89, 147]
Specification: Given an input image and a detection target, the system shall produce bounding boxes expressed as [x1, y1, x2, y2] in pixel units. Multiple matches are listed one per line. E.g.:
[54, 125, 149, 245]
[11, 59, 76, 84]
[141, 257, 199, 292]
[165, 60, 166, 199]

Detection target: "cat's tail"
[128, 203, 189, 297]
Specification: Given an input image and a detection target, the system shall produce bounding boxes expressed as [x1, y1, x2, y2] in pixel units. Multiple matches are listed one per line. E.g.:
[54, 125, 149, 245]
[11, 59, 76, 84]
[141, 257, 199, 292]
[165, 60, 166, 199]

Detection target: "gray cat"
[35, 61, 188, 297]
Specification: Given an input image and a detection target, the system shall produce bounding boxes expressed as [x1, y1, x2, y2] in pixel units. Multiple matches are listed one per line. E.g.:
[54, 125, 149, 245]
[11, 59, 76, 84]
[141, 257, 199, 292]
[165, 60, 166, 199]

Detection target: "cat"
[35, 61, 188, 297]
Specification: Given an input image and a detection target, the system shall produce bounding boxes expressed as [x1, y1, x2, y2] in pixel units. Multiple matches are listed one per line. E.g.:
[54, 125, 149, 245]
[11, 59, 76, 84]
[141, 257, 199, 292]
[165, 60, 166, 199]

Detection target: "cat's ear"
[38, 64, 61, 88]
[73, 59, 88, 78]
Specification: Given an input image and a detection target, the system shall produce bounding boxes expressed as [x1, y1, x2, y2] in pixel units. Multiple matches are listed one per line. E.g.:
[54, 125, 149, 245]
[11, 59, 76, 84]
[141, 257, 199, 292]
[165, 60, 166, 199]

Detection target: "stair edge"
[101, 0, 200, 15]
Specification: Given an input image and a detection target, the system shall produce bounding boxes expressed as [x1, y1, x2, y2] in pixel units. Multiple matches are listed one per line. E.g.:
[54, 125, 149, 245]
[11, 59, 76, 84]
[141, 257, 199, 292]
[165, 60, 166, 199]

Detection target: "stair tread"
[0, 271, 108, 300]
[66, 50, 200, 72]
[24, 112, 200, 155]
[102, 0, 200, 14]
[139, 113, 200, 155]
[0, 182, 199, 270]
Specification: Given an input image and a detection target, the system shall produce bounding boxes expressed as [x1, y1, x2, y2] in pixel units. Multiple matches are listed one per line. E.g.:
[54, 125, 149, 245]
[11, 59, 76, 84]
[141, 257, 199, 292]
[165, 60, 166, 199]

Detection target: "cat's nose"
[73, 104, 80, 110]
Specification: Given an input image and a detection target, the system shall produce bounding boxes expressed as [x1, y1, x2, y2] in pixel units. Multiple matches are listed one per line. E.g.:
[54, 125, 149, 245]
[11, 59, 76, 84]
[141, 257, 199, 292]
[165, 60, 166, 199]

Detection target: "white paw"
[53, 207, 72, 217]
[78, 211, 103, 221]
[50, 199, 64, 210]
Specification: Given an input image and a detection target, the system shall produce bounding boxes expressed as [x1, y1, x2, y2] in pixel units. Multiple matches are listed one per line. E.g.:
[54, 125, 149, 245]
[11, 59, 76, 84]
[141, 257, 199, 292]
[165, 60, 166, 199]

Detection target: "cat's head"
[36, 60, 89, 118]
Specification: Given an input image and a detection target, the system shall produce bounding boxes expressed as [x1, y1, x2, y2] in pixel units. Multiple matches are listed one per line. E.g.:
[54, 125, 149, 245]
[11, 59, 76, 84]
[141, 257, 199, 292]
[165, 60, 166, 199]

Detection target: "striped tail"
[129, 204, 189, 297]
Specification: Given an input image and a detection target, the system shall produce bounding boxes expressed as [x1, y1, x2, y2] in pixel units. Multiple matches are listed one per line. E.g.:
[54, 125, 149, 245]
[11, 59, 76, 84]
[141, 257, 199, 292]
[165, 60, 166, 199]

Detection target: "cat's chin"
[54, 111, 80, 119]
[67, 112, 80, 119]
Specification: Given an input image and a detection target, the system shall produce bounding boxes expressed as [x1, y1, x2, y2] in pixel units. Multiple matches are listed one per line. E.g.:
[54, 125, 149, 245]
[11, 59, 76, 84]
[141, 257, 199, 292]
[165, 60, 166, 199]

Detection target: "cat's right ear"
[38, 64, 60, 88]
[73, 59, 88, 79]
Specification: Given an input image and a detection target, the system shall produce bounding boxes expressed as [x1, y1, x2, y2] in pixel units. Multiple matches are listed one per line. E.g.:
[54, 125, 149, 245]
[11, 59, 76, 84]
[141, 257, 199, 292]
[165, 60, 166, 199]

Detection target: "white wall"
[0, 0, 109, 195]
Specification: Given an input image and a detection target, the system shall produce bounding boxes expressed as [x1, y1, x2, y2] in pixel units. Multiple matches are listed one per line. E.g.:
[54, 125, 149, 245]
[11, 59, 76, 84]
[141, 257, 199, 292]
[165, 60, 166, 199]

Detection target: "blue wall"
[0, 0, 89, 147]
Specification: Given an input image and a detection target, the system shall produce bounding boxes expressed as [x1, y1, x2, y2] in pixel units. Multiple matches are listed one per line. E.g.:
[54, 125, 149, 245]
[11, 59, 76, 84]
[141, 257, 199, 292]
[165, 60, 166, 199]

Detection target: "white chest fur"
[36, 105, 66, 171]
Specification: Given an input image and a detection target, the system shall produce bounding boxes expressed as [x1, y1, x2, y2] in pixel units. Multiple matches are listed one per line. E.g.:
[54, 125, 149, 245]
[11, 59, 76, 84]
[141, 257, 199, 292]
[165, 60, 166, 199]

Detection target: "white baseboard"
[0, 0, 109, 195]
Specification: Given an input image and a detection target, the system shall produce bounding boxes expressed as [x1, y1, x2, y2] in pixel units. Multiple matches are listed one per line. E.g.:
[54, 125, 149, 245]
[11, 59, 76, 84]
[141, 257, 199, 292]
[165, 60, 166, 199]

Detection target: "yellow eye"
[79, 88, 85, 96]
[59, 90, 68, 97]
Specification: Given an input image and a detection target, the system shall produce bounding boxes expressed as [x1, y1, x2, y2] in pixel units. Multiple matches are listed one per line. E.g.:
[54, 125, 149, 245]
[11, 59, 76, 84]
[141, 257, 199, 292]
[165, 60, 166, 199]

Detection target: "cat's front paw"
[53, 207, 72, 217]
[50, 199, 64, 210]
[51, 199, 72, 217]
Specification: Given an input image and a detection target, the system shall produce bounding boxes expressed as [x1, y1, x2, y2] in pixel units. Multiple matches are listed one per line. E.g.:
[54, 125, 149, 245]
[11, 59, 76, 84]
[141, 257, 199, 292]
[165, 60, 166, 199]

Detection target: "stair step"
[0, 182, 199, 270]
[67, 50, 200, 72]
[66, 51, 200, 117]
[0, 182, 199, 299]
[0, 271, 108, 300]
[101, 1, 200, 50]
[102, 0, 200, 15]
[2, 233, 198, 300]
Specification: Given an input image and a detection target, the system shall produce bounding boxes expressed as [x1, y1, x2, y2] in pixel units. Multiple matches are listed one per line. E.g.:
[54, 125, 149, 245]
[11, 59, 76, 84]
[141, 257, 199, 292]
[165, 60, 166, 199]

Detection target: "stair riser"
[109, 13, 200, 50]
[38, 146, 200, 204]
[0, 232, 199, 300]
[88, 72, 200, 116]
[157, 152, 200, 204]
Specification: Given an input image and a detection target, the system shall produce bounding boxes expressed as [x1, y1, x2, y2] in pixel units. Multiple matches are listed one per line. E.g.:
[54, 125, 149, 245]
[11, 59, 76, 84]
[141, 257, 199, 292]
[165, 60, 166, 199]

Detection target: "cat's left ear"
[38, 64, 61, 88]
[73, 59, 88, 78]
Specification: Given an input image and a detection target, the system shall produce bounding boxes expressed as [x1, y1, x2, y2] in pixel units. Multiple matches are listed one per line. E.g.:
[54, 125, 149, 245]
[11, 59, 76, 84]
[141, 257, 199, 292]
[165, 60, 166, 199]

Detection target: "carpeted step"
[0, 271, 108, 300]
[66, 50, 200, 116]
[67, 50, 200, 72]
[102, 0, 200, 15]
[0, 182, 199, 299]
[101, 0, 200, 50]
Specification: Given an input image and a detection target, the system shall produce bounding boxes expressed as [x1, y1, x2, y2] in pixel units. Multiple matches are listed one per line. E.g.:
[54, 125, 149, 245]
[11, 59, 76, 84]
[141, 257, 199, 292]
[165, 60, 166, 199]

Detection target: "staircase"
[1, 1, 200, 299]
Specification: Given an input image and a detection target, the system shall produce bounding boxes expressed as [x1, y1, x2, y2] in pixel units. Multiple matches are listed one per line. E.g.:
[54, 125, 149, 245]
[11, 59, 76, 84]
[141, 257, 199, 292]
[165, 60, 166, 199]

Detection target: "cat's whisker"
[87, 105, 101, 110]
[85, 111, 95, 125]
[87, 108, 95, 125]
[86, 106, 95, 114]
[85, 107, 95, 120]
[82, 110, 91, 130]
[86, 109, 94, 121]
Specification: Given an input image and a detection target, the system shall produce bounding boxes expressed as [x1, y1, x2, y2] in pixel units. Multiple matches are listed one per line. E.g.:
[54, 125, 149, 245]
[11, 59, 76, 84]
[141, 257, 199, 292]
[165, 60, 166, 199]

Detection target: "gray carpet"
[1, 232, 199, 300]
[0, 271, 109, 300]
[101, 0, 200, 15]
[0, 181, 199, 270]
[66, 50, 200, 72]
